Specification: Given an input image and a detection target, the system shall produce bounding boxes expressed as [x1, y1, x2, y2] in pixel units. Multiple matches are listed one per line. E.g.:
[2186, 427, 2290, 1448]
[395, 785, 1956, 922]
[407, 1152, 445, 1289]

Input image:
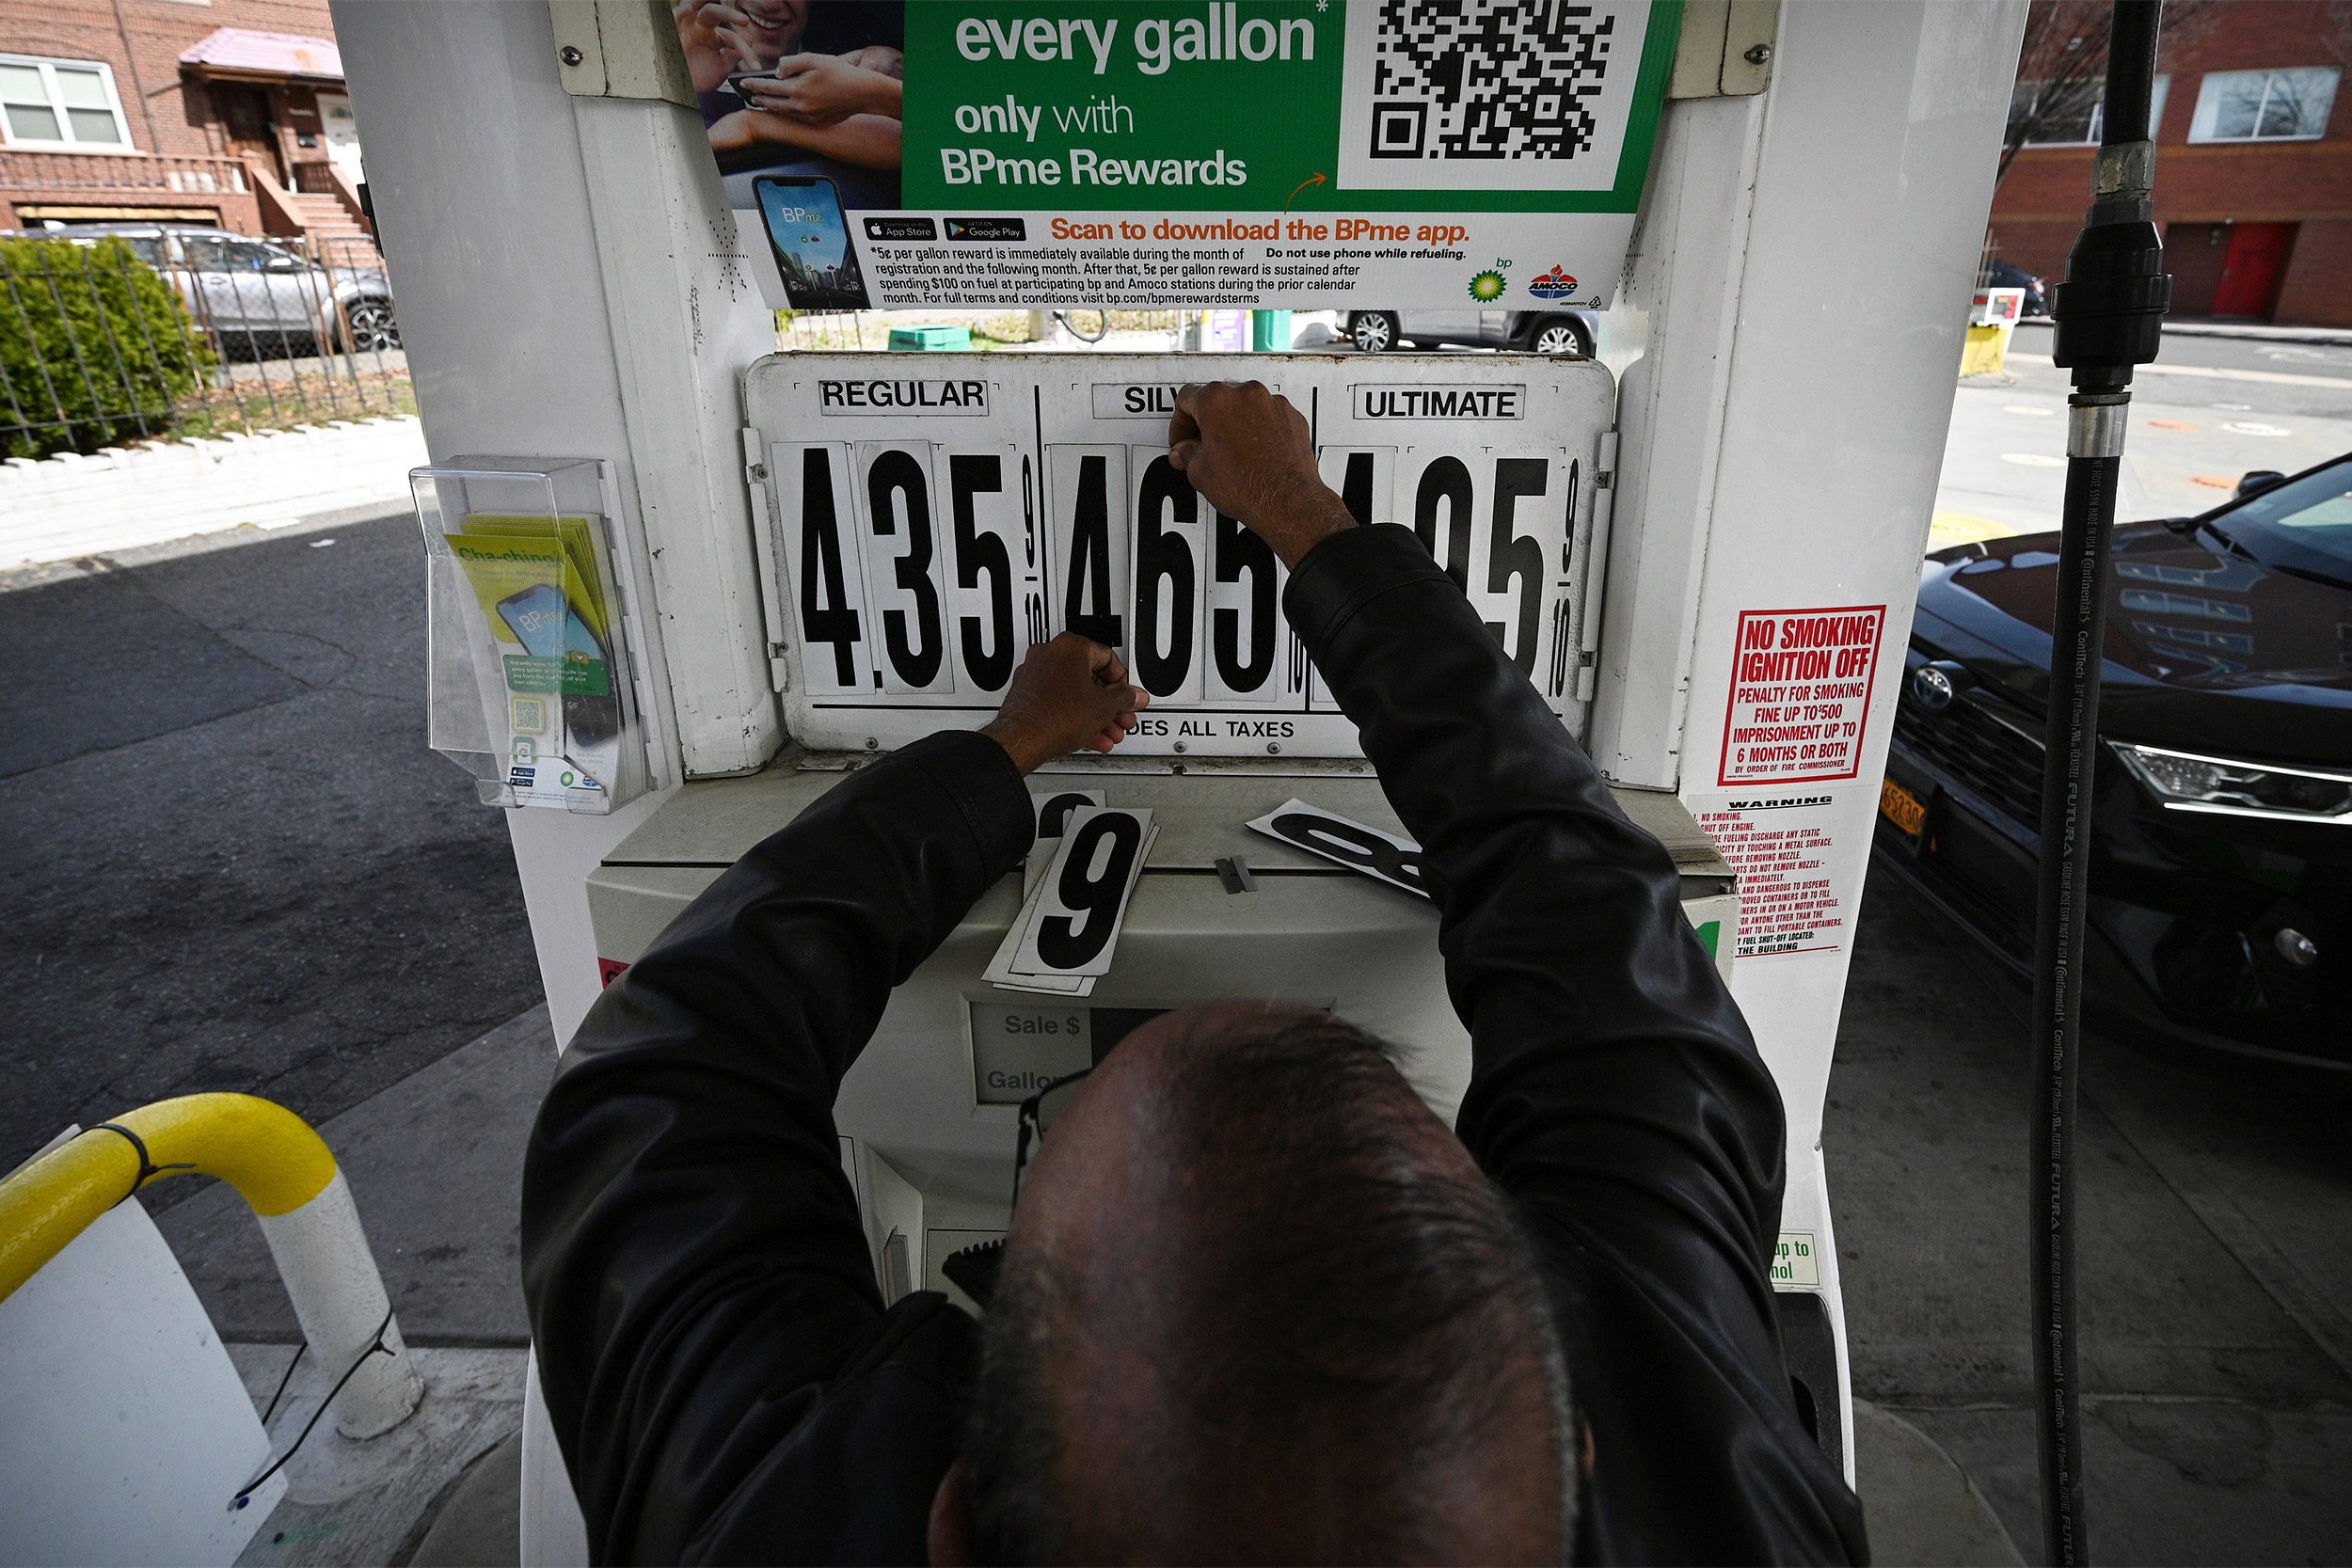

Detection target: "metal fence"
[0, 230, 410, 462]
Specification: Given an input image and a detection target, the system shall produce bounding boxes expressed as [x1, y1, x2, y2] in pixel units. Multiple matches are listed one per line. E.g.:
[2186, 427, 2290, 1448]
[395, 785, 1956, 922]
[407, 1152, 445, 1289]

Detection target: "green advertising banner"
[689, 1, 1678, 311]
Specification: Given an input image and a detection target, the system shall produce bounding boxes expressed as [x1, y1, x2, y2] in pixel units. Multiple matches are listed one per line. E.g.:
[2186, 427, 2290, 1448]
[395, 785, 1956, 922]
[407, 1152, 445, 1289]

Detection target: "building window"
[2009, 77, 2170, 146]
[2188, 68, 2340, 143]
[0, 55, 133, 150]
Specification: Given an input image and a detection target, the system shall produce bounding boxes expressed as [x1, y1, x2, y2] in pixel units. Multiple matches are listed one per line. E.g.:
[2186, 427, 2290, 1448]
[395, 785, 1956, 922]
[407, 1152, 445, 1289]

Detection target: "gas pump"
[329, 1, 2026, 1558]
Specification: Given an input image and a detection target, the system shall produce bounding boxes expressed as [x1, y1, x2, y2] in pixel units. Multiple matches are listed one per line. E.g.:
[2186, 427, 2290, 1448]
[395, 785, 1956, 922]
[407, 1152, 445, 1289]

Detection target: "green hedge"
[0, 236, 214, 461]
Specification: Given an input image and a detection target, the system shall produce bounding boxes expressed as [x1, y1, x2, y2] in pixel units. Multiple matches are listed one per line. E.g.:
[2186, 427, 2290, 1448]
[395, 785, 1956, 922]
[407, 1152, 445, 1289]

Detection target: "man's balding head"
[958, 1003, 1571, 1564]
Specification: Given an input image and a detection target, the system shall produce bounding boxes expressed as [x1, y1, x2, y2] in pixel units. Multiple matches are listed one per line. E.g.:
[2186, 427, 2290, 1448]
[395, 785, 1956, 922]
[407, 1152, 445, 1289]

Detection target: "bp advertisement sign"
[684, 0, 1677, 312]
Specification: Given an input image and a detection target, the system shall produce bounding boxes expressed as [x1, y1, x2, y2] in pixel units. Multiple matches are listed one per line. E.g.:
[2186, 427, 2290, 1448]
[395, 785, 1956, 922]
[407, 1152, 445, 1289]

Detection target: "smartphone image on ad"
[727, 67, 779, 108]
[754, 174, 871, 310]
[496, 583, 621, 745]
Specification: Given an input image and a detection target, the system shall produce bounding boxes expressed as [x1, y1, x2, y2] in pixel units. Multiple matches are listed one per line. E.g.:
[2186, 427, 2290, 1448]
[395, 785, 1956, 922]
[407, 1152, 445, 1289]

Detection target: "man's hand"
[982, 635, 1150, 775]
[674, 1, 760, 92]
[1168, 381, 1358, 568]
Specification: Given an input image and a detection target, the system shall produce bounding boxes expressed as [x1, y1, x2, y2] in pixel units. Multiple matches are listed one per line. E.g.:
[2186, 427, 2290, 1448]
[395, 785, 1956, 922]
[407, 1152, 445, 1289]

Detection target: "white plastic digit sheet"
[988, 806, 1156, 994]
[1247, 799, 1429, 898]
[1016, 807, 1156, 978]
[1025, 787, 1106, 897]
[747, 355, 1613, 756]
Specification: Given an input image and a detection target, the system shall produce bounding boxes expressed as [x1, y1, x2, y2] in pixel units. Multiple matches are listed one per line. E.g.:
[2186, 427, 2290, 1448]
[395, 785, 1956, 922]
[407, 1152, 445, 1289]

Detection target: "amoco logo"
[1528, 265, 1579, 300]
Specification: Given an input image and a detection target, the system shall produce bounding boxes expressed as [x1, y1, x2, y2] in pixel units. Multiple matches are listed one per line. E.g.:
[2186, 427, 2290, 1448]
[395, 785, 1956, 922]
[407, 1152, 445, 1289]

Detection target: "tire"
[339, 297, 402, 353]
[1528, 316, 1590, 356]
[1351, 311, 1399, 353]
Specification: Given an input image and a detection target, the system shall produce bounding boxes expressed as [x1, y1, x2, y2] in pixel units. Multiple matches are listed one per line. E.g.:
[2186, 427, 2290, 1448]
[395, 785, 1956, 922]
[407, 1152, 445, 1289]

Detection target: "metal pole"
[2033, 4, 2170, 1562]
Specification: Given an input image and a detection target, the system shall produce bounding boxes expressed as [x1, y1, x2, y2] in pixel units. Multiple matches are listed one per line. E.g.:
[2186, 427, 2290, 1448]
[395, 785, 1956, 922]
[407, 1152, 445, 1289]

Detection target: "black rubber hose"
[2033, 5, 2169, 1563]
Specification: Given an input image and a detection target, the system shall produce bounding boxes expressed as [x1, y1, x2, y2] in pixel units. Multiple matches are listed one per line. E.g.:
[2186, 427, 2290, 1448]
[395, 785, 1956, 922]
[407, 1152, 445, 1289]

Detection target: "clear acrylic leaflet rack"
[411, 457, 661, 812]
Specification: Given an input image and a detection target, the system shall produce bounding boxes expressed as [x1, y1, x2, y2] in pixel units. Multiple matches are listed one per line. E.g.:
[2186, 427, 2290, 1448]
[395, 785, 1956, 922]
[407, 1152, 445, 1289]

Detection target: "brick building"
[1991, 0, 2352, 325]
[1, 0, 366, 241]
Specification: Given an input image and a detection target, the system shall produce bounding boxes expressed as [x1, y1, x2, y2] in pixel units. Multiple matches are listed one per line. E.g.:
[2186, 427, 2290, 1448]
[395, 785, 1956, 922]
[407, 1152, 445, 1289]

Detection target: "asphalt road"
[1940, 324, 2352, 541]
[0, 511, 542, 1189]
[2006, 319, 2352, 421]
[1832, 868, 2352, 1564]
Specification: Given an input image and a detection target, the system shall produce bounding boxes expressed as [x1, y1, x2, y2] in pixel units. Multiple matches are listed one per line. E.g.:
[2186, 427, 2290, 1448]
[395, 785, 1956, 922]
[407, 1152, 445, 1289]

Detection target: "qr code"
[1364, 0, 1621, 162]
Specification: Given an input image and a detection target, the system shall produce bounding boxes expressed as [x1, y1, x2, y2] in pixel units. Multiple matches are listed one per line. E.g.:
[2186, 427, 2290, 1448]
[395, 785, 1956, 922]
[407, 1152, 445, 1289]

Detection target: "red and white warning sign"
[1695, 800, 1845, 959]
[1716, 605, 1886, 786]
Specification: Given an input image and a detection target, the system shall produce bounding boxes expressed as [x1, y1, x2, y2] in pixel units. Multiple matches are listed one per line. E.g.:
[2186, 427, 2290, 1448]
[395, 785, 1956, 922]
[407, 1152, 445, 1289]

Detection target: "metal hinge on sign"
[741, 425, 792, 696]
[1667, 0, 1778, 99]
[1573, 429, 1621, 717]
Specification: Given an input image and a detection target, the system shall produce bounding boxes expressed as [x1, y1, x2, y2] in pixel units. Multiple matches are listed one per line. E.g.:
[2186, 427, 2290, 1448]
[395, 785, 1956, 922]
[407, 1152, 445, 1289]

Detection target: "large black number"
[1212, 508, 1276, 692]
[1340, 451, 1376, 525]
[866, 448, 944, 687]
[1064, 454, 1122, 647]
[949, 453, 1014, 690]
[1271, 812, 1424, 895]
[1038, 813, 1143, 970]
[1035, 791, 1097, 838]
[1134, 457, 1197, 697]
[797, 447, 862, 685]
[1487, 458, 1548, 675]
[1414, 457, 1473, 590]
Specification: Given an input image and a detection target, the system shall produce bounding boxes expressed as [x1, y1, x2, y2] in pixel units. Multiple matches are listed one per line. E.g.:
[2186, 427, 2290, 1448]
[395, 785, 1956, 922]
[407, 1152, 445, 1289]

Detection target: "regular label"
[818, 378, 991, 416]
[1716, 606, 1885, 785]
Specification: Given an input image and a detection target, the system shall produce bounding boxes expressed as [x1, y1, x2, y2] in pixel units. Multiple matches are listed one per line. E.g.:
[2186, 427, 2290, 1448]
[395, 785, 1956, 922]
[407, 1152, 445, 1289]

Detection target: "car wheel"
[1351, 311, 1399, 353]
[340, 298, 401, 353]
[1530, 317, 1589, 356]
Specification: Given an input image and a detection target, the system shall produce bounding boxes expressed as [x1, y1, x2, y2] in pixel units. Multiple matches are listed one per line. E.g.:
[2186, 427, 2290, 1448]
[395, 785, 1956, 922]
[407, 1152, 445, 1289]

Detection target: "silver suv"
[5, 222, 399, 357]
[1346, 309, 1597, 356]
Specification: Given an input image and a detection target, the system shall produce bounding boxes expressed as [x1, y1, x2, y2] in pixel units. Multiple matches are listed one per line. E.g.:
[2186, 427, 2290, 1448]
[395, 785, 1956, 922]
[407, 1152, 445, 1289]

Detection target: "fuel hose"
[2033, 4, 2171, 1562]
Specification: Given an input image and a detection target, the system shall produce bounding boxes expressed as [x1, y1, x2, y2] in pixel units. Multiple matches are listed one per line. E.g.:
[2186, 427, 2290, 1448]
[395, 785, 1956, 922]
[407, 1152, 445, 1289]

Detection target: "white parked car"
[1346, 309, 1597, 356]
[5, 222, 399, 358]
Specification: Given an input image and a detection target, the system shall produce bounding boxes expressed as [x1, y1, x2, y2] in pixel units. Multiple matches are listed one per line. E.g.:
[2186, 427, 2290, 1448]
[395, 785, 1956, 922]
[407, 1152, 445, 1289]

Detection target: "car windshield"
[2212, 460, 2352, 583]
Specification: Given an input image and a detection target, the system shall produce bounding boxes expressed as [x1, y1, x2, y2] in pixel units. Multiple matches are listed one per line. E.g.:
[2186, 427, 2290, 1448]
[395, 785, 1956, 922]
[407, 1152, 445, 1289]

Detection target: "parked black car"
[1985, 259, 2049, 317]
[1877, 457, 2352, 1098]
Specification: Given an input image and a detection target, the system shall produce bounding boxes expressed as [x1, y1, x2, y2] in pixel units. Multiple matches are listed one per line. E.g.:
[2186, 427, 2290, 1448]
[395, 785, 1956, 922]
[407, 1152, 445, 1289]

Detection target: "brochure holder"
[411, 457, 657, 813]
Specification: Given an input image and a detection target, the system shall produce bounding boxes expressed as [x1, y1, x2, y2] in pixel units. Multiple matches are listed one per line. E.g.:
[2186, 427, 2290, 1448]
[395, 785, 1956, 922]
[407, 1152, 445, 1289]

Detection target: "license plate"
[1879, 777, 1928, 837]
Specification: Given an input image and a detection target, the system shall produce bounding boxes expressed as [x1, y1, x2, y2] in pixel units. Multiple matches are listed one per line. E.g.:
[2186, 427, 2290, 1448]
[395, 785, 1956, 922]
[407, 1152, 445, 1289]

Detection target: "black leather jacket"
[524, 524, 1869, 1565]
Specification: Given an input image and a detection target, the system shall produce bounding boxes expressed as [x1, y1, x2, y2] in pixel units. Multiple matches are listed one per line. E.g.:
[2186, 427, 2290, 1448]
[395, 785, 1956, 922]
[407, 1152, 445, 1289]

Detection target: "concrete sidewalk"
[158, 1005, 554, 1346]
[147, 1004, 552, 1565]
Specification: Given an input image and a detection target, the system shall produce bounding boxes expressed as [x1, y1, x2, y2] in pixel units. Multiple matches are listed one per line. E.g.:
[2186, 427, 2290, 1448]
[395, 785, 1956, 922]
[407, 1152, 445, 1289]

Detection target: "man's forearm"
[1254, 483, 1358, 568]
[1279, 526, 1786, 1264]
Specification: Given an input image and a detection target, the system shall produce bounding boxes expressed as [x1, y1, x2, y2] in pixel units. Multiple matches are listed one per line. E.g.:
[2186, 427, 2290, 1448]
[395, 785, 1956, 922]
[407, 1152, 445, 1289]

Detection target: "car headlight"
[2112, 742, 2352, 824]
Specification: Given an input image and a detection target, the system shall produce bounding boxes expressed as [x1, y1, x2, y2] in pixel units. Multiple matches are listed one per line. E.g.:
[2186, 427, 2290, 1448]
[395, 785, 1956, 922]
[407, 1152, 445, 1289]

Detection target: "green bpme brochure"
[452, 515, 624, 803]
[693, 0, 1676, 312]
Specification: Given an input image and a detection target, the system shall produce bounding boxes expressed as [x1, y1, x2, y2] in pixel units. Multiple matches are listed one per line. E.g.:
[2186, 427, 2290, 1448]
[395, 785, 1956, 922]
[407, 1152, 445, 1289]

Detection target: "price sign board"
[745, 354, 1613, 756]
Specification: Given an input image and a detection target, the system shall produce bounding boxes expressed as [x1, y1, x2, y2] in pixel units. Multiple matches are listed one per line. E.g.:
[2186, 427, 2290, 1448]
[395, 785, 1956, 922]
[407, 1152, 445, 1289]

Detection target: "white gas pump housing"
[581, 341, 1741, 1343]
[330, 1, 2026, 1557]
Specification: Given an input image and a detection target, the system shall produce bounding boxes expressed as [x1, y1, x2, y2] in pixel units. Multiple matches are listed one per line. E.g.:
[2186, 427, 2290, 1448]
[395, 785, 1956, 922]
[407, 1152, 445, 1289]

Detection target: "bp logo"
[1528, 266, 1580, 300]
[1468, 269, 1508, 302]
